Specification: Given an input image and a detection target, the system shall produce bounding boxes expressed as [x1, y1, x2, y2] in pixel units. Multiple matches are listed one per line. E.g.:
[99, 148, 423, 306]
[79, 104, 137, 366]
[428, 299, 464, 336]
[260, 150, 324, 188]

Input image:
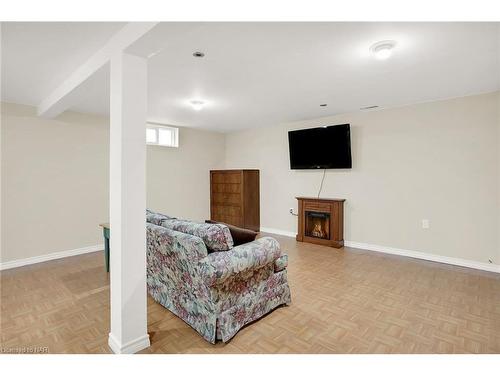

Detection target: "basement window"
[146, 124, 179, 148]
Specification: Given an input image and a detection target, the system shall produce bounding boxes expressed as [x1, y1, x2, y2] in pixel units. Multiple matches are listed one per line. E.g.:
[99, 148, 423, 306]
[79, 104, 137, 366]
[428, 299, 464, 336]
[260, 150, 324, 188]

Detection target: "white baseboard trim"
[261, 227, 297, 238]
[260, 227, 500, 274]
[345, 241, 500, 274]
[108, 333, 150, 354]
[0, 244, 103, 271]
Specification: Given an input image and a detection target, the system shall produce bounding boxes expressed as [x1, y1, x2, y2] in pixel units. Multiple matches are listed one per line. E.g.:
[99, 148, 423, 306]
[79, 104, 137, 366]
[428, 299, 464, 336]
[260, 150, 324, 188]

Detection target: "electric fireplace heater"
[296, 197, 345, 248]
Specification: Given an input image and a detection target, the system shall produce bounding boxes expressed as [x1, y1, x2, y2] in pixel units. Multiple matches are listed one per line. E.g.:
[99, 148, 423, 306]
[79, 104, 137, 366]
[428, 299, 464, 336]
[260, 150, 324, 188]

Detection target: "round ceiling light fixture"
[193, 51, 205, 58]
[370, 40, 396, 60]
[189, 100, 205, 111]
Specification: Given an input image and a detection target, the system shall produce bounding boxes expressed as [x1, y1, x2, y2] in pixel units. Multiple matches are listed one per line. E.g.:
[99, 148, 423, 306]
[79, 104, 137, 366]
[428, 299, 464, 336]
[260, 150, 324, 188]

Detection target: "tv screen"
[288, 124, 352, 169]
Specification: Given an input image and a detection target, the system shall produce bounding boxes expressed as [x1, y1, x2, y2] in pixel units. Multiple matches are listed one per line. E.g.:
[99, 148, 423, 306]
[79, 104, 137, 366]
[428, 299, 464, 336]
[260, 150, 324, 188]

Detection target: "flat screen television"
[288, 124, 352, 169]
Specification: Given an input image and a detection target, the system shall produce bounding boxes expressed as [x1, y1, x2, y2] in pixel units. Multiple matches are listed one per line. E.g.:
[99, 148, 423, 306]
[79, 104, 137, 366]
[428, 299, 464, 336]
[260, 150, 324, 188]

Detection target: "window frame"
[146, 123, 179, 148]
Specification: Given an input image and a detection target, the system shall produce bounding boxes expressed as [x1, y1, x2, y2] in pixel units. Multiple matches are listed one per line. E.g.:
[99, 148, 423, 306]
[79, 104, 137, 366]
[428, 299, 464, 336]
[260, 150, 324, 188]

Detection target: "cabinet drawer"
[212, 183, 241, 194]
[211, 213, 243, 227]
[212, 193, 241, 205]
[212, 172, 241, 184]
[304, 202, 331, 213]
[224, 216, 243, 227]
[212, 205, 241, 217]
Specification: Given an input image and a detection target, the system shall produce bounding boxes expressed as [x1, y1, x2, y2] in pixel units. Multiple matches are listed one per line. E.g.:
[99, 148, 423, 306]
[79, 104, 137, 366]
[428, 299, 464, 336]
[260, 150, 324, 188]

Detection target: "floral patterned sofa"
[146, 210, 291, 343]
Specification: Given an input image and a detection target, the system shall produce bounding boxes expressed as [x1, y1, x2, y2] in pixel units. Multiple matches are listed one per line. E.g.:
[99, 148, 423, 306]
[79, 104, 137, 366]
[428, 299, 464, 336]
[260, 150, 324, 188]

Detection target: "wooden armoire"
[210, 169, 260, 232]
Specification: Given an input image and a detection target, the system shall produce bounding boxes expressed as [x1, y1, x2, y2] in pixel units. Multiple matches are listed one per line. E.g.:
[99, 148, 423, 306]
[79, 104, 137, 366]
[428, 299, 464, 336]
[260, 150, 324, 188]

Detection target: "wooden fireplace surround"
[296, 197, 345, 248]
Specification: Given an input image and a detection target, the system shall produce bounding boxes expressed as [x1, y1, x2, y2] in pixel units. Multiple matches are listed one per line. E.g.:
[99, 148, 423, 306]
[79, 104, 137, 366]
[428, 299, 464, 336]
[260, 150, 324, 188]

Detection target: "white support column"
[108, 52, 149, 354]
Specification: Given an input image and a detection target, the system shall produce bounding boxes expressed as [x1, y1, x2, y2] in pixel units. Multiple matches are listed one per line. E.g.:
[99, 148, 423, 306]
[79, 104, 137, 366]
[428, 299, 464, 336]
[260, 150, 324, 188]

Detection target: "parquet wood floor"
[1, 234, 499, 353]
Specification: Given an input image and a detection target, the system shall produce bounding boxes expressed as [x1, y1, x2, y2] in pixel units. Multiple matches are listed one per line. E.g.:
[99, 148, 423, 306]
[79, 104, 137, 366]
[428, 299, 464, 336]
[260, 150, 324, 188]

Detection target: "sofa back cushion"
[147, 223, 208, 263]
[205, 220, 258, 246]
[146, 209, 172, 226]
[160, 219, 233, 252]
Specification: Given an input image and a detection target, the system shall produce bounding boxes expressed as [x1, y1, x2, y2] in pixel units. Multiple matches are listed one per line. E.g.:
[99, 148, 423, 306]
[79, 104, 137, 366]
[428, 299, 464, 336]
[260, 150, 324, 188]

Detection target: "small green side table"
[99, 223, 110, 272]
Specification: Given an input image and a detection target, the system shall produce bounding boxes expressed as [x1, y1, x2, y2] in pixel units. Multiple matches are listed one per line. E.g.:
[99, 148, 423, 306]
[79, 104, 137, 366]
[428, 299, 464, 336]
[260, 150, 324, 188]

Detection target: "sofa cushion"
[205, 220, 258, 246]
[147, 223, 208, 262]
[160, 218, 233, 252]
[146, 209, 172, 226]
[198, 237, 281, 286]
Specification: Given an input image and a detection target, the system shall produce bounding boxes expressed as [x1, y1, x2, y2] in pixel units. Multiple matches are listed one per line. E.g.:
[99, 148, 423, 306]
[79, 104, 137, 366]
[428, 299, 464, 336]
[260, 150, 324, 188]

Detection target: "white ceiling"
[2, 22, 499, 132]
[1, 22, 125, 113]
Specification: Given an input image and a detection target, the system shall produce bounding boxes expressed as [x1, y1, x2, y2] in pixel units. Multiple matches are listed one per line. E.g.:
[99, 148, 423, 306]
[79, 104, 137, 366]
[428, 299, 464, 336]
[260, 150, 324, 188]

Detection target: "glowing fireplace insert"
[305, 211, 331, 240]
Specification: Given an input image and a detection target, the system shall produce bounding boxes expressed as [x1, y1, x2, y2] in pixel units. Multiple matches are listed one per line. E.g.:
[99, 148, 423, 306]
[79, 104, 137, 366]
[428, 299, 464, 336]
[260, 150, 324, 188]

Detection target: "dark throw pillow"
[205, 220, 258, 246]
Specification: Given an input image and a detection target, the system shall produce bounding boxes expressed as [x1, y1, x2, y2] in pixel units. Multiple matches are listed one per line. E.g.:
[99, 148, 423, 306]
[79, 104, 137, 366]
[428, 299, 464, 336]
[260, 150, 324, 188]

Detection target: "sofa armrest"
[198, 237, 281, 286]
[274, 254, 288, 273]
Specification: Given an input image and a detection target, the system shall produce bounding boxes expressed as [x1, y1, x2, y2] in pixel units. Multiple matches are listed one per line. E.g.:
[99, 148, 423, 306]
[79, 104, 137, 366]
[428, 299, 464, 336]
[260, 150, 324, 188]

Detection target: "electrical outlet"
[422, 219, 430, 229]
[289, 208, 294, 214]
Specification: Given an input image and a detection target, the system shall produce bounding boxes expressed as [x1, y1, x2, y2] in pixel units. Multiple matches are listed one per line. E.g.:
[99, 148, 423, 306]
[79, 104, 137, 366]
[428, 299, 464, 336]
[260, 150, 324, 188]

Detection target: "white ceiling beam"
[37, 22, 158, 118]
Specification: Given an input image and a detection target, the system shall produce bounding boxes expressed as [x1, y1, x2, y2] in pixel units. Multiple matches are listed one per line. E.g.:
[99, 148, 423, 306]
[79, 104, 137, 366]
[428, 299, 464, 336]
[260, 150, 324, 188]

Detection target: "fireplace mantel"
[296, 197, 346, 203]
[296, 197, 345, 248]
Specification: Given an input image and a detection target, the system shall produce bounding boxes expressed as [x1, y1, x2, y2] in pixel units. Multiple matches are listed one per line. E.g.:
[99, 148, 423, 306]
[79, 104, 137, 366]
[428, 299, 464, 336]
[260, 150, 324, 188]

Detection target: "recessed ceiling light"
[189, 100, 205, 111]
[320, 104, 327, 107]
[193, 51, 205, 58]
[370, 40, 396, 60]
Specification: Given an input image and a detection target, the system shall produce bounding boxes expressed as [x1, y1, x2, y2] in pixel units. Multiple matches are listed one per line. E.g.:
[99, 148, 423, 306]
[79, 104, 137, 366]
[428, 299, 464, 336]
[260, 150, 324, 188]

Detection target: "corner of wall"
[497, 90, 500, 264]
[0, 24, 3, 263]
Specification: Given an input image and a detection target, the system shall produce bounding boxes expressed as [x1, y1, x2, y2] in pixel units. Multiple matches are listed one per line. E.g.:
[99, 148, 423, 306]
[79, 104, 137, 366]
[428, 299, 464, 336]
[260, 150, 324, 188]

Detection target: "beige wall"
[1, 103, 109, 263]
[1, 103, 225, 263]
[225, 92, 500, 264]
[2, 92, 499, 266]
[146, 127, 225, 221]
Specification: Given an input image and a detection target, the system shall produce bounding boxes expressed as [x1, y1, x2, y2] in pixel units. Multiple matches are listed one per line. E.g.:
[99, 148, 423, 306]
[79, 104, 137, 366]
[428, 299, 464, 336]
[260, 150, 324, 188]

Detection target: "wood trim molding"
[260, 227, 500, 274]
[0, 245, 103, 271]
